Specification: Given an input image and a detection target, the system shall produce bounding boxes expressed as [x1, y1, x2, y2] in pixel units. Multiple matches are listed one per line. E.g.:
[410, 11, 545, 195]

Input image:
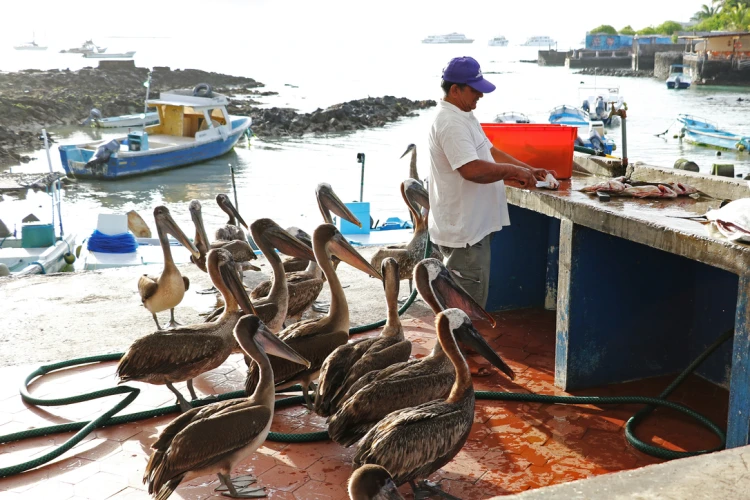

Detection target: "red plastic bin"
[481, 123, 577, 179]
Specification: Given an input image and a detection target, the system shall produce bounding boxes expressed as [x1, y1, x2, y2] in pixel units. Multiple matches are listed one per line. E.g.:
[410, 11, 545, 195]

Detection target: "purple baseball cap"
[442, 56, 496, 93]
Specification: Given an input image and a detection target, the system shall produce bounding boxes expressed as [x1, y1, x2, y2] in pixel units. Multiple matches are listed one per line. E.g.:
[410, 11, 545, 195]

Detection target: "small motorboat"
[81, 108, 160, 128]
[494, 111, 530, 123]
[580, 86, 624, 126]
[677, 114, 750, 152]
[667, 65, 691, 89]
[13, 40, 46, 51]
[82, 50, 135, 59]
[548, 105, 589, 127]
[61, 40, 107, 55]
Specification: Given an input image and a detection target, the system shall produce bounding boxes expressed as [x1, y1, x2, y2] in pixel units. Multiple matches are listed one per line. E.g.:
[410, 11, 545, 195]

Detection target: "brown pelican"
[143, 314, 310, 499]
[352, 309, 503, 499]
[121, 248, 256, 412]
[215, 194, 248, 242]
[279, 182, 361, 273]
[400, 144, 421, 184]
[138, 206, 201, 330]
[314, 257, 411, 417]
[327, 258, 513, 447]
[189, 199, 259, 274]
[348, 465, 404, 500]
[245, 223, 382, 409]
[369, 179, 442, 293]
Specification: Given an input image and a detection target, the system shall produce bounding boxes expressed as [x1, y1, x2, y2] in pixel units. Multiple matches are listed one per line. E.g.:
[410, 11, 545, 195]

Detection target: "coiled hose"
[0, 236, 731, 477]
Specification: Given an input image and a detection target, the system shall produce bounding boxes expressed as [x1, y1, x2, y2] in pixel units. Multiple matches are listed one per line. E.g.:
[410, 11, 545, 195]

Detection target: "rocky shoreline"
[575, 68, 654, 78]
[0, 62, 435, 168]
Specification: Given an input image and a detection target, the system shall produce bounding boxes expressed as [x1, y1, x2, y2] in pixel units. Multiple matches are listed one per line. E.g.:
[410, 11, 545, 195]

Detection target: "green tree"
[656, 21, 685, 35]
[691, 2, 723, 20]
[726, 3, 750, 30]
[589, 25, 618, 35]
[619, 25, 636, 35]
[637, 26, 658, 35]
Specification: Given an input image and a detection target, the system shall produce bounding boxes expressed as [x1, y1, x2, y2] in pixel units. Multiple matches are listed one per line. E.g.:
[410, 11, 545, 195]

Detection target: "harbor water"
[2, 37, 750, 241]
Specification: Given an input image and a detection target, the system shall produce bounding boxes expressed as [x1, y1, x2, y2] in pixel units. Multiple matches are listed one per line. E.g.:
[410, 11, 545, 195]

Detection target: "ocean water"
[1, 38, 750, 243]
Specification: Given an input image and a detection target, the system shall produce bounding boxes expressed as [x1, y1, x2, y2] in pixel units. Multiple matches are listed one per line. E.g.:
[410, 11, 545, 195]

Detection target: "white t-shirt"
[427, 100, 511, 248]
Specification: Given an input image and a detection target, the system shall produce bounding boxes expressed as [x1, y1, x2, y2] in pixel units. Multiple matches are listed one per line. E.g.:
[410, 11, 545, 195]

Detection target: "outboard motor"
[574, 136, 586, 148]
[81, 108, 103, 127]
[85, 139, 120, 169]
[594, 97, 606, 120]
[589, 128, 605, 153]
[582, 99, 590, 114]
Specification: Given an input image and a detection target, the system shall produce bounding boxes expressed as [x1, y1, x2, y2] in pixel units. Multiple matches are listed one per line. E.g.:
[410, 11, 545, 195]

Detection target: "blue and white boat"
[666, 65, 691, 89]
[677, 114, 750, 152]
[549, 105, 616, 154]
[59, 90, 252, 179]
[548, 105, 589, 127]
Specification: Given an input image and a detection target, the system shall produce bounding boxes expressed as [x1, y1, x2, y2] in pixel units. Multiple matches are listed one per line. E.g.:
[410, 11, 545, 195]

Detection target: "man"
[428, 56, 555, 308]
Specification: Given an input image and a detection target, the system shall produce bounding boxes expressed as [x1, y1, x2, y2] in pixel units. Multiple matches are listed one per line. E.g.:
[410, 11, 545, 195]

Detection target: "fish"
[705, 198, 750, 243]
[622, 184, 677, 198]
[669, 182, 698, 196]
[580, 179, 629, 193]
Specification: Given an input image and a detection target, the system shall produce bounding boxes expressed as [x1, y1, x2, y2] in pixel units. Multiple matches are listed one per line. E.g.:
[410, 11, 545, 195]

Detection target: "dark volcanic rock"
[235, 97, 437, 138]
[575, 68, 654, 78]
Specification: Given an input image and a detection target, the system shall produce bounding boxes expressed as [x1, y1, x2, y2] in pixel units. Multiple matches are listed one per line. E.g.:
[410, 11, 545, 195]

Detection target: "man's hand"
[504, 165, 536, 188]
[529, 167, 558, 182]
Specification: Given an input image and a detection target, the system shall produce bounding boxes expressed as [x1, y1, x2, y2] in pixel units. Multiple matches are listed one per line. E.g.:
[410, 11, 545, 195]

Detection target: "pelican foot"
[196, 286, 219, 295]
[166, 320, 183, 329]
[221, 486, 266, 498]
[411, 480, 460, 500]
[215, 475, 257, 491]
[311, 301, 330, 313]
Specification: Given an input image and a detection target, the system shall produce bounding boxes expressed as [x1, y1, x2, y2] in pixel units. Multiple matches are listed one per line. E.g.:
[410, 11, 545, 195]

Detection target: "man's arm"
[457, 159, 536, 187]
[490, 146, 557, 181]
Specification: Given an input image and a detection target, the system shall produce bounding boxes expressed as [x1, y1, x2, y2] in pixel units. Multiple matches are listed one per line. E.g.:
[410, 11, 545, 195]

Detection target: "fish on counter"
[706, 198, 750, 243]
[623, 184, 678, 198]
[580, 176, 699, 199]
[580, 179, 629, 193]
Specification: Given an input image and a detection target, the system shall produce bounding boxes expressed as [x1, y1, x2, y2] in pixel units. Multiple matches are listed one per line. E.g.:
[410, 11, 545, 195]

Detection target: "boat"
[488, 35, 509, 46]
[667, 65, 691, 89]
[494, 112, 530, 123]
[548, 105, 589, 127]
[677, 114, 750, 152]
[82, 109, 160, 128]
[522, 36, 555, 47]
[579, 86, 624, 126]
[59, 89, 252, 179]
[548, 106, 616, 154]
[13, 40, 47, 51]
[82, 51, 135, 59]
[61, 40, 107, 54]
[421, 33, 474, 44]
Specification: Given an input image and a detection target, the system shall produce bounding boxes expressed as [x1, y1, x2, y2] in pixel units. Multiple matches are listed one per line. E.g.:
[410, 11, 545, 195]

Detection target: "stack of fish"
[580, 176, 699, 199]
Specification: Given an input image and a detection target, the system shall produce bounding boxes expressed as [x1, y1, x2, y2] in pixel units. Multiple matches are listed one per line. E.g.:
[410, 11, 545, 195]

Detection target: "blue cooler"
[338, 202, 370, 235]
[22, 222, 55, 248]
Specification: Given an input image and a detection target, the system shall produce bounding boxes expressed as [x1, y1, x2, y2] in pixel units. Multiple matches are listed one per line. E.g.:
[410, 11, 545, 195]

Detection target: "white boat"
[83, 51, 135, 59]
[488, 35, 509, 46]
[422, 33, 474, 44]
[82, 109, 160, 128]
[0, 231, 76, 276]
[61, 40, 107, 55]
[579, 86, 624, 126]
[13, 40, 47, 51]
[494, 112, 530, 123]
[522, 36, 556, 47]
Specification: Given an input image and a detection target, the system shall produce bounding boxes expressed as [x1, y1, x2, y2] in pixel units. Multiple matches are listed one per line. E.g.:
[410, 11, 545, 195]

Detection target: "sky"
[3, 0, 709, 50]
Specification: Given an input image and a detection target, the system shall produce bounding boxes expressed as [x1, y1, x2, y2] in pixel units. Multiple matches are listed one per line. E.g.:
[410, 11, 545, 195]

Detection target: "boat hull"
[83, 51, 135, 59]
[59, 117, 251, 179]
[0, 233, 76, 275]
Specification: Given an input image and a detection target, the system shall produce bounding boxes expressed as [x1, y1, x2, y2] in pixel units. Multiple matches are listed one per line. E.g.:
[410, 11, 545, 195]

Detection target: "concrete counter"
[488, 174, 750, 448]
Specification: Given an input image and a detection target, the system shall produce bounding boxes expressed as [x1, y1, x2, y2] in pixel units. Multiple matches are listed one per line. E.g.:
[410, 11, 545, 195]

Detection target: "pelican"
[369, 179, 442, 293]
[143, 314, 310, 499]
[245, 223, 383, 409]
[353, 309, 506, 499]
[138, 206, 201, 330]
[120, 248, 256, 412]
[215, 194, 248, 242]
[279, 182, 362, 273]
[348, 465, 404, 500]
[252, 183, 360, 322]
[327, 258, 513, 447]
[314, 257, 411, 417]
[189, 200, 259, 273]
[400, 144, 421, 185]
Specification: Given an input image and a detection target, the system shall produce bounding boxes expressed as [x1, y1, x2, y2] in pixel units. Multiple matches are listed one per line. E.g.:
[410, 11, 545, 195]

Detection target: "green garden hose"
[0, 235, 732, 477]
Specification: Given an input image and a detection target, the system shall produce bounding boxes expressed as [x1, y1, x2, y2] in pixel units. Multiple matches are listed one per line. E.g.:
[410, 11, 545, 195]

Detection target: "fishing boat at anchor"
[677, 114, 750, 152]
[548, 105, 616, 154]
[59, 89, 252, 179]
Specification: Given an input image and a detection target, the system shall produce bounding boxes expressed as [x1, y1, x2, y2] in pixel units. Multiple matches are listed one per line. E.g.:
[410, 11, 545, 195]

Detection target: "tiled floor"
[0, 309, 728, 500]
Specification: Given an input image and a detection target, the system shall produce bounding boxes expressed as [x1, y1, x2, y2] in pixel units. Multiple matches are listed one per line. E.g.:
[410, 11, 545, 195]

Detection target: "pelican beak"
[420, 261, 496, 328]
[256, 321, 310, 367]
[219, 196, 248, 229]
[454, 320, 515, 380]
[329, 231, 382, 280]
[220, 260, 257, 315]
[266, 224, 316, 261]
[400, 144, 414, 159]
[189, 202, 209, 271]
[159, 209, 200, 259]
[318, 184, 362, 227]
[404, 180, 430, 210]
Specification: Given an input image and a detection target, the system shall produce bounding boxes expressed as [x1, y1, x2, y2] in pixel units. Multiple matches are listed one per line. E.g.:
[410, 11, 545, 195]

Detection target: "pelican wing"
[314, 337, 379, 415]
[341, 359, 420, 401]
[354, 400, 470, 485]
[253, 300, 279, 328]
[334, 339, 412, 402]
[117, 331, 228, 381]
[138, 274, 159, 303]
[369, 248, 407, 275]
[146, 402, 271, 494]
[287, 278, 325, 318]
[212, 239, 256, 263]
[273, 330, 349, 385]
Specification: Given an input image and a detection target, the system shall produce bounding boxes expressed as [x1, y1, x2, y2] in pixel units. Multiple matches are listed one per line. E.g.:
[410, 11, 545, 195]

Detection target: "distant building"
[585, 33, 673, 51]
[681, 32, 750, 84]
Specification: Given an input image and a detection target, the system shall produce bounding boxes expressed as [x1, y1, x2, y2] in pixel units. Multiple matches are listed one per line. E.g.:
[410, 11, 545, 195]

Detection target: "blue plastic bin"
[339, 202, 370, 235]
[22, 223, 55, 248]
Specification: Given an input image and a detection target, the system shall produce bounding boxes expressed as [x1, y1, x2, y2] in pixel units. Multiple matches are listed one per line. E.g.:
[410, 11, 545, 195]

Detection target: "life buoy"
[193, 83, 213, 97]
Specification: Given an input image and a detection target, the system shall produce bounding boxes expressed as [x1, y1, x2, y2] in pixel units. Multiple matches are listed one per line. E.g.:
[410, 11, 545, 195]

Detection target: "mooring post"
[357, 153, 365, 202]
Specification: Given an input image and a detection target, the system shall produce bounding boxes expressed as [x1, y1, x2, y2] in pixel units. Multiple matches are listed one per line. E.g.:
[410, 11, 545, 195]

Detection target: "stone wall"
[633, 43, 687, 71]
[654, 52, 684, 79]
[684, 53, 750, 85]
[565, 57, 632, 69]
[538, 50, 570, 66]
